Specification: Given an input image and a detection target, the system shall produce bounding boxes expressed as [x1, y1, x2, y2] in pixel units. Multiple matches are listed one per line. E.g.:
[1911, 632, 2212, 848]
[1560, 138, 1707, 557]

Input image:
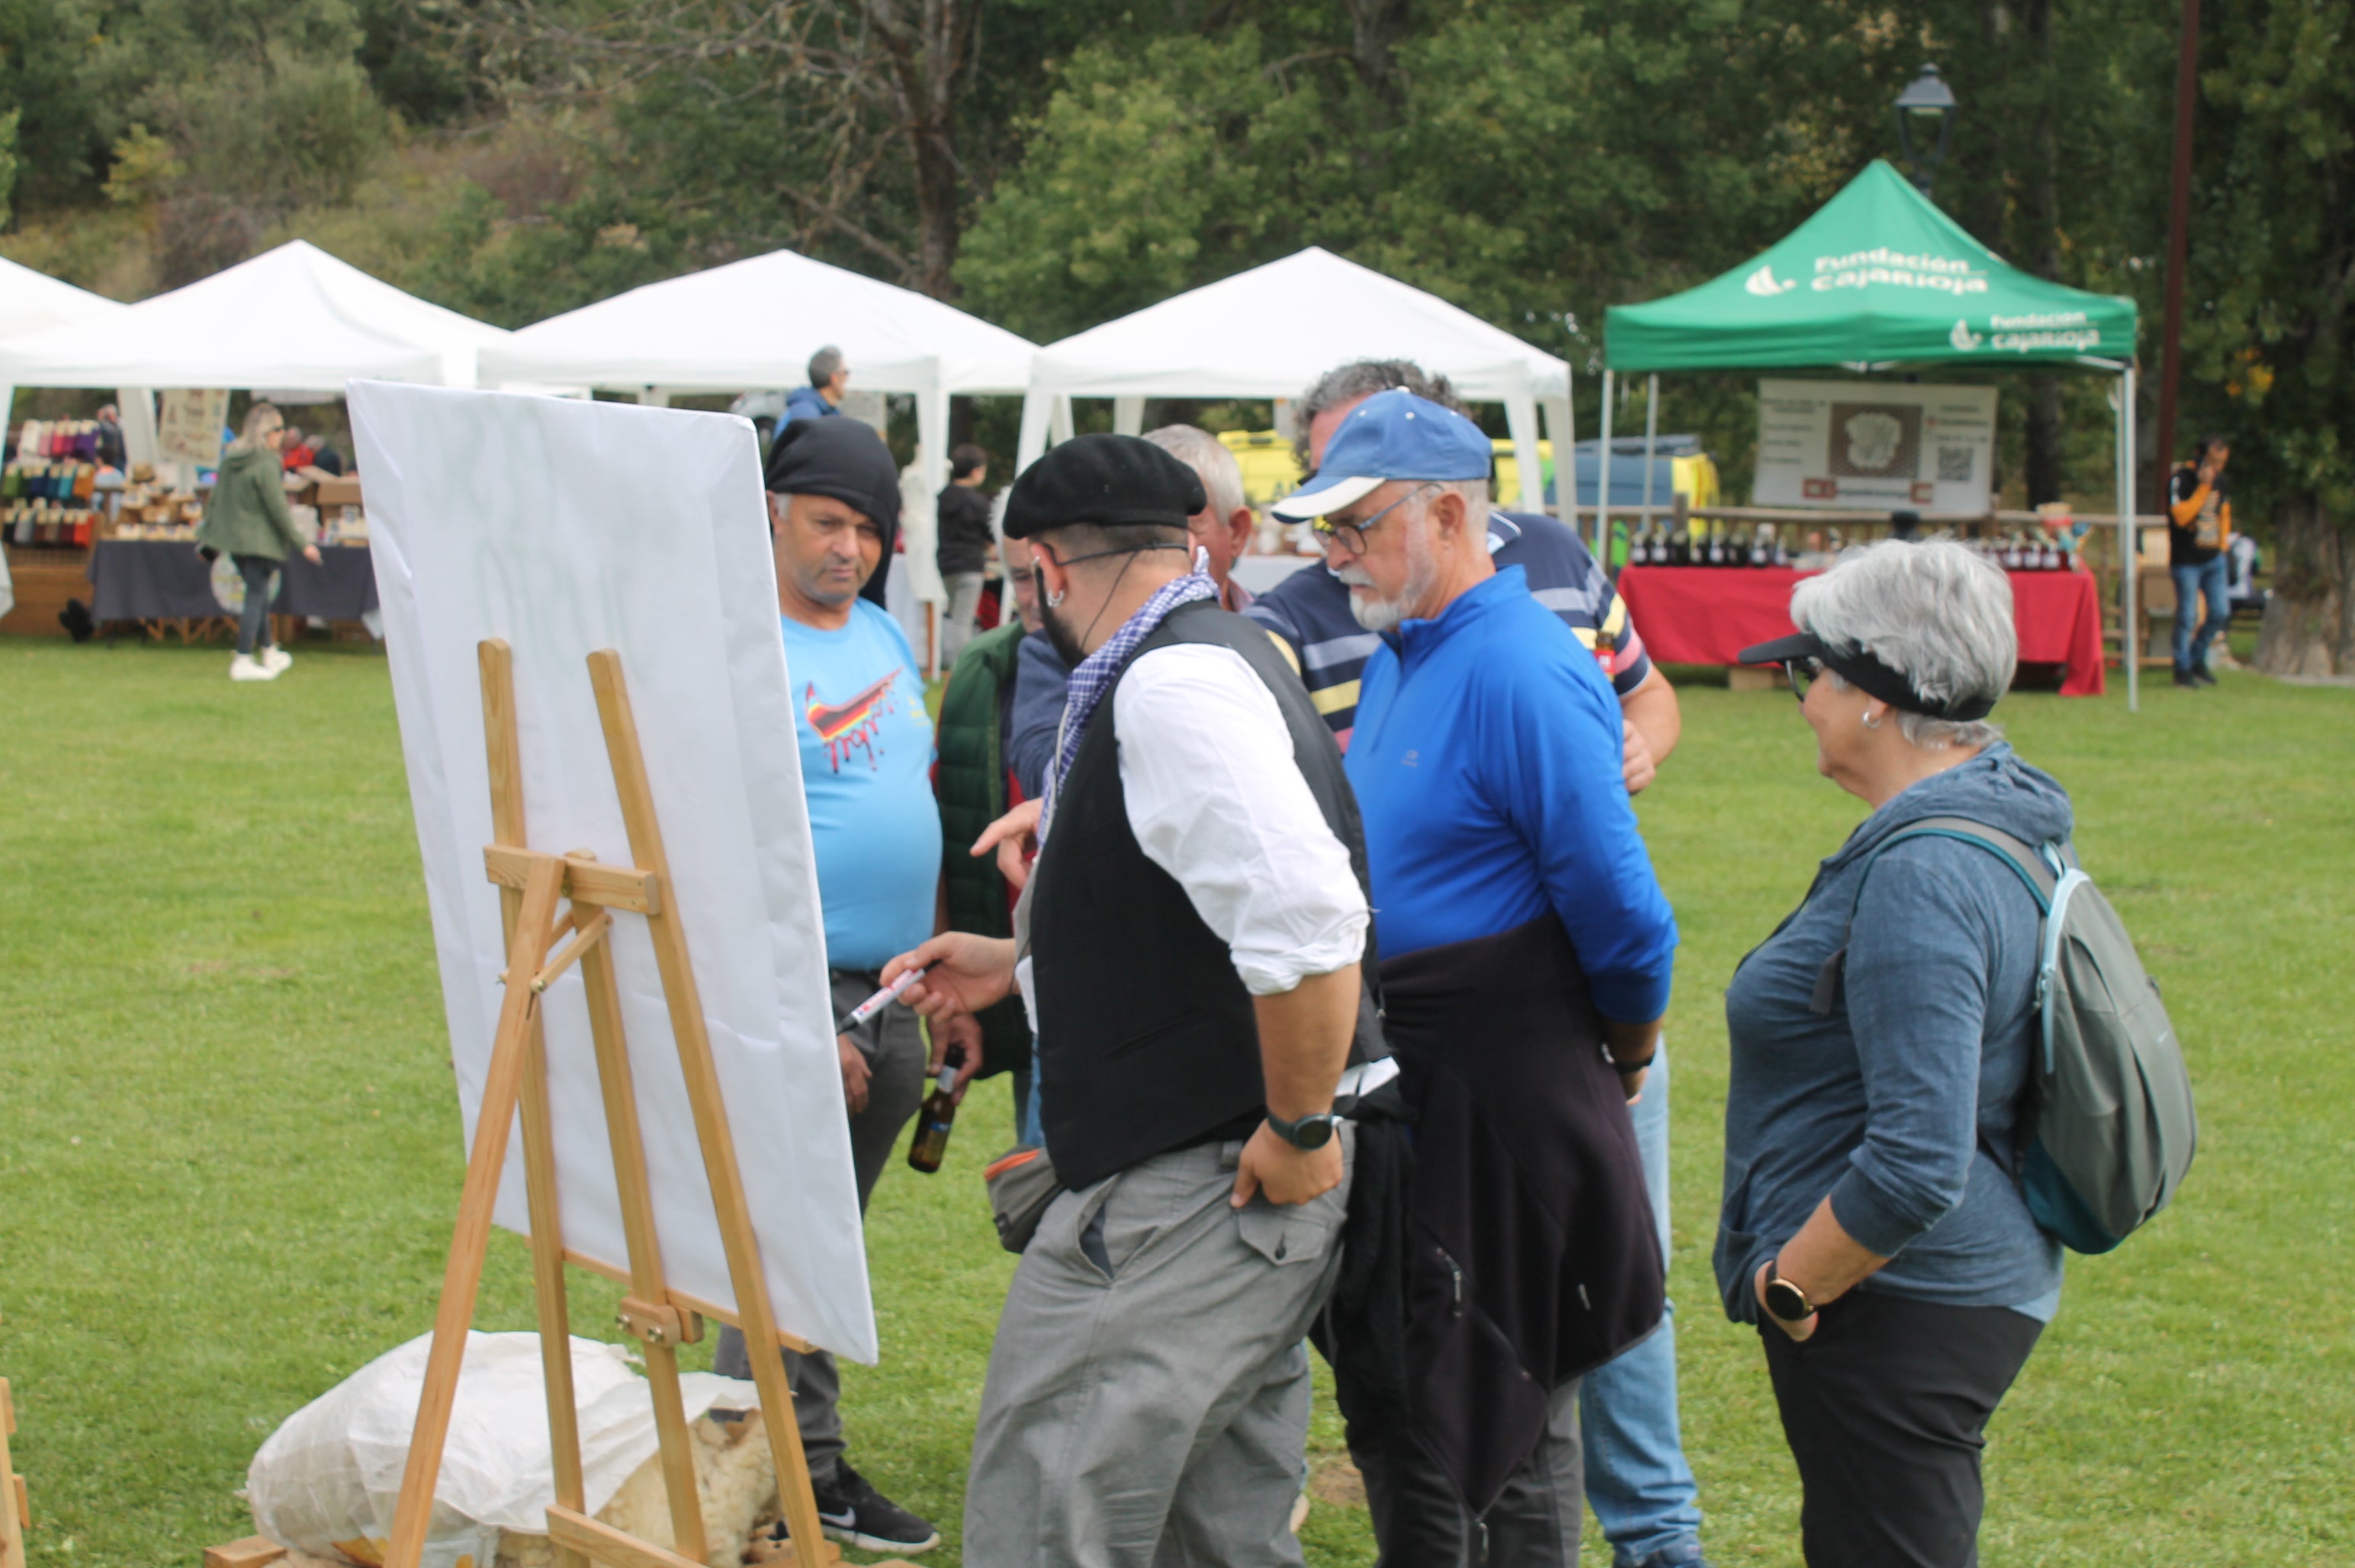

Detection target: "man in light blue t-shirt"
[707, 415, 953, 1557]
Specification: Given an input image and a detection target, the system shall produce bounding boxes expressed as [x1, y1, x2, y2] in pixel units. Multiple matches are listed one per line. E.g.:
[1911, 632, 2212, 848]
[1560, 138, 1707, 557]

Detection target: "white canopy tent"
[0, 256, 158, 462]
[0, 241, 510, 474]
[479, 248, 1041, 620]
[1014, 247, 1575, 523]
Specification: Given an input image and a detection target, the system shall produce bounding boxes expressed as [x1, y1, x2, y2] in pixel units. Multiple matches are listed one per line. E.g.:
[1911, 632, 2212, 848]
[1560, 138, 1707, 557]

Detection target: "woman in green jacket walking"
[197, 403, 320, 682]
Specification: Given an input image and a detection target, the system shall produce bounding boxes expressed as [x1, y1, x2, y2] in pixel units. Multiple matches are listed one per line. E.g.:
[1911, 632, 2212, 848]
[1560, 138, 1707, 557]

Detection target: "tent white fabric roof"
[1014, 247, 1574, 511]
[477, 248, 1038, 396]
[0, 256, 124, 340]
[482, 249, 1041, 628]
[0, 240, 508, 392]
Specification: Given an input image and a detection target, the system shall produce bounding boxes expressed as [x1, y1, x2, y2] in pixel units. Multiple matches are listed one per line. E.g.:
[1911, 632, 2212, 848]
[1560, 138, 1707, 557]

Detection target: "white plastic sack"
[248, 1332, 759, 1568]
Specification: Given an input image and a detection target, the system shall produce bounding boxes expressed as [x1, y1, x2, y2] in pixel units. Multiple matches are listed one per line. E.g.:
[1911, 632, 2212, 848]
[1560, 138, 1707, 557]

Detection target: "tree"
[2187, 0, 2355, 674]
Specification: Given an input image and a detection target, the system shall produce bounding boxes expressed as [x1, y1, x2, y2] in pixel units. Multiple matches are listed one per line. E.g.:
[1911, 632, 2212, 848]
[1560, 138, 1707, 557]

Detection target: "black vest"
[1030, 599, 1377, 1190]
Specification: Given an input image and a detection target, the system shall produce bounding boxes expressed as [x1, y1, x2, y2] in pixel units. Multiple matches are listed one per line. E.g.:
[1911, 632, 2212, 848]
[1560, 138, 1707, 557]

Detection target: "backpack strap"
[1808, 815, 2066, 1016]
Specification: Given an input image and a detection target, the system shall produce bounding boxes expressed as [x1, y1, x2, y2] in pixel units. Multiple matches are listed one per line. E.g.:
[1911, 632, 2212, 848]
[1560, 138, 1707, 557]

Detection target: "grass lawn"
[1, 634, 2349, 1566]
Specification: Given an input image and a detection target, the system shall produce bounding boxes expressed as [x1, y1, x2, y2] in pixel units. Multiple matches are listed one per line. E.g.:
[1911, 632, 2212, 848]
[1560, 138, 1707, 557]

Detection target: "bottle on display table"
[1749, 522, 1772, 567]
[905, 1049, 966, 1174]
[1667, 524, 1690, 566]
[1703, 521, 1724, 567]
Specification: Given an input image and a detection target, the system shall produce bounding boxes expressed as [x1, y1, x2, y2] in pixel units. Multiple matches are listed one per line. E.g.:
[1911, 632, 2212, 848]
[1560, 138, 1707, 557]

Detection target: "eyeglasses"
[1311, 482, 1438, 558]
[1782, 657, 1823, 702]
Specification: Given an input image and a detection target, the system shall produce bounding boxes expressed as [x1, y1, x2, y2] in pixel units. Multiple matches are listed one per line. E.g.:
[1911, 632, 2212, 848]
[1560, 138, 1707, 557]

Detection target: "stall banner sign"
[158, 389, 230, 467]
[1753, 379, 1997, 512]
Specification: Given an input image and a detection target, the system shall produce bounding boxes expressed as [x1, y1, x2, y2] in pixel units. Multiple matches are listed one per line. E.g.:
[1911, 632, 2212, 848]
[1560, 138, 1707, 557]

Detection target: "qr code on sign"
[1937, 446, 1974, 483]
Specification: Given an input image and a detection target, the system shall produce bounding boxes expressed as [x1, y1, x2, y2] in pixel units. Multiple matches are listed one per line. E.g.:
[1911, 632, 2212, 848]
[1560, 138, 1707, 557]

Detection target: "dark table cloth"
[88, 540, 378, 624]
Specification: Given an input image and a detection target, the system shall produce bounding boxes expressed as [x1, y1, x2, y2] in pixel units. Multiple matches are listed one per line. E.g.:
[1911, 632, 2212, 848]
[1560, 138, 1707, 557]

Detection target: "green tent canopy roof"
[1604, 161, 2138, 374]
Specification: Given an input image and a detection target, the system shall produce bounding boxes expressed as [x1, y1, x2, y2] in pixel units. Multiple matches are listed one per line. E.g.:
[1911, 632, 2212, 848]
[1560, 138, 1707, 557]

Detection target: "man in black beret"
[882, 433, 1383, 1563]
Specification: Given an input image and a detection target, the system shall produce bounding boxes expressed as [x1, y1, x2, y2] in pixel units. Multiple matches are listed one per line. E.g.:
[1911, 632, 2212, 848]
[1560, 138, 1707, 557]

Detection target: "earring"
[1046, 587, 1066, 609]
[1862, 710, 1883, 730]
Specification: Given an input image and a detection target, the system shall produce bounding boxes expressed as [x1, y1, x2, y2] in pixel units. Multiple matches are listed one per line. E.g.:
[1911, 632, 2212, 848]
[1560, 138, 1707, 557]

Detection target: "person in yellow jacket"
[2165, 437, 2233, 688]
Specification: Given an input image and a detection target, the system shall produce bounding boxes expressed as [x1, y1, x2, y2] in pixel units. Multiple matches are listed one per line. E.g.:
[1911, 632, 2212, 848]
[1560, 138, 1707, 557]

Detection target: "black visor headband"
[1737, 632, 1998, 722]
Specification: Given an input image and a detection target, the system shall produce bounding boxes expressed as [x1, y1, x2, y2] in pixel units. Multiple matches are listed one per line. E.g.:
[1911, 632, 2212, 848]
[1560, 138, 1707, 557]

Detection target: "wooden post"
[1, 1379, 25, 1568]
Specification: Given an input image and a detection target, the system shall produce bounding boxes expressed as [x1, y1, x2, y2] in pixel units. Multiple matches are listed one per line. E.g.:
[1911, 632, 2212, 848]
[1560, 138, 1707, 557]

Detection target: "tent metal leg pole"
[1642, 374, 1659, 529]
[1598, 371, 1614, 557]
[2122, 364, 2138, 713]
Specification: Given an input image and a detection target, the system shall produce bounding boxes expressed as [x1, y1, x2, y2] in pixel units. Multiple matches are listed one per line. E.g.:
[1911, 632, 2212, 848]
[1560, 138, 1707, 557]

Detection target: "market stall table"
[1615, 563, 2106, 696]
[88, 538, 378, 633]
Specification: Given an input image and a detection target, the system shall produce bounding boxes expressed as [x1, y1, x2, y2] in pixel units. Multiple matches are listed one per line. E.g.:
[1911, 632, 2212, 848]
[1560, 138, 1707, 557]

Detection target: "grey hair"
[1790, 538, 2014, 750]
[1420, 478, 1492, 532]
[1292, 359, 1466, 471]
[1142, 424, 1245, 521]
[808, 344, 845, 387]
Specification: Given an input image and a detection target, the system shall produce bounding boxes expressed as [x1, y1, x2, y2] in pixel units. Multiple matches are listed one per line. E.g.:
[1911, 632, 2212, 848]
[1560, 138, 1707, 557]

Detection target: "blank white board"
[352, 381, 874, 1362]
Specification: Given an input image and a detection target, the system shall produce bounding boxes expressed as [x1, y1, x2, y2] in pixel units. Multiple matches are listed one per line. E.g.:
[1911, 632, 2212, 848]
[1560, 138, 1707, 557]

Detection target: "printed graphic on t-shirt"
[805, 667, 903, 771]
[2193, 489, 2224, 549]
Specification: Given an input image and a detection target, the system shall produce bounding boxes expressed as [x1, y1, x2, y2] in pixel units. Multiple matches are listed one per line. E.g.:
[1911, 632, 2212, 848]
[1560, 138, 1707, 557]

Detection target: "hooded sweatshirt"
[196, 445, 306, 562]
[1716, 742, 2070, 1324]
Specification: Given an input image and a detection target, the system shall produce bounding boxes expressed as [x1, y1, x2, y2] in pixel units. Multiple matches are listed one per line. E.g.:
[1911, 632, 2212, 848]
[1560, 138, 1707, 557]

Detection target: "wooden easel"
[1, 1378, 26, 1568]
[380, 640, 911, 1568]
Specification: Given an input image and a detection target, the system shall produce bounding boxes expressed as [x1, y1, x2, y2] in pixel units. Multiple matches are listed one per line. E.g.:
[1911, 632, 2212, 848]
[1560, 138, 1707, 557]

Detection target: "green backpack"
[1843, 817, 2198, 1255]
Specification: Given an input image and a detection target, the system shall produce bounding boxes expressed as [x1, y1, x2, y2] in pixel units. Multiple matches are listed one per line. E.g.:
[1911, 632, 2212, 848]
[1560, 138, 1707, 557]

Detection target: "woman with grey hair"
[1718, 539, 2067, 1566]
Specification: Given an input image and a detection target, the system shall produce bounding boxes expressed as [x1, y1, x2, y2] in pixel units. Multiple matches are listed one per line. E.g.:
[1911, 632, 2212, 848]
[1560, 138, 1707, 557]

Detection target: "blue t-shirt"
[781, 599, 941, 970]
[1347, 567, 1677, 1023]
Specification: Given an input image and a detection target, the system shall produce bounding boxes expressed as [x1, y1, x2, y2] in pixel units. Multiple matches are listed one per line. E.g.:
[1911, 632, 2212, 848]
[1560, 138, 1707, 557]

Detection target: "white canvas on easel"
[351, 381, 873, 1364]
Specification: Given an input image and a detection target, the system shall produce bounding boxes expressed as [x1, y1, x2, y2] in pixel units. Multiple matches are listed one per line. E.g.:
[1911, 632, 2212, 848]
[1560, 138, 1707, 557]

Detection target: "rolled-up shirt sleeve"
[1113, 643, 1368, 995]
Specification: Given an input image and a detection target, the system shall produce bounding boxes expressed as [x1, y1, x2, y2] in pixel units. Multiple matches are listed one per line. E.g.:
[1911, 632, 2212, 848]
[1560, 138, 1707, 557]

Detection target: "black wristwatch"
[1763, 1258, 1817, 1324]
[1265, 1109, 1341, 1150]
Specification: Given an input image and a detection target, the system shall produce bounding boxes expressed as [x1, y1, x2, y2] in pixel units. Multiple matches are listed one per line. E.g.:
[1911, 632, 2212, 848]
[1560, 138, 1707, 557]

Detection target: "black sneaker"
[2173, 668, 2198, 688]
[812, 1462, 941, 1554]
[2191, 665, 2218, 685]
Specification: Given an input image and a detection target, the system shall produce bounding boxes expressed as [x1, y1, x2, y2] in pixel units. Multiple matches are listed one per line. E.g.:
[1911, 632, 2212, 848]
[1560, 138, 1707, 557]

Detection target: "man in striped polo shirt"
[1245, 361, 1709, 1568]
[1243, 362, 1681, 791]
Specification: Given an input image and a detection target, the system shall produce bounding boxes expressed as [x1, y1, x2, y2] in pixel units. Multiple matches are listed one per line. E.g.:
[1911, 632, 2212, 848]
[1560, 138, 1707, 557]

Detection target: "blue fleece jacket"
[1348, 566, 1677, 1022]
[1006, 628, 1070, 802]
[782, 385, 839, 426]
[1715, 742, 2071, 1323]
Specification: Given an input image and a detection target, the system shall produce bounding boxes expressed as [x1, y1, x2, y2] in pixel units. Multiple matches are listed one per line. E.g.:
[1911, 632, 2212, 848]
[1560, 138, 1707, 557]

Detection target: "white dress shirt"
[1109, 641, 1369, 994]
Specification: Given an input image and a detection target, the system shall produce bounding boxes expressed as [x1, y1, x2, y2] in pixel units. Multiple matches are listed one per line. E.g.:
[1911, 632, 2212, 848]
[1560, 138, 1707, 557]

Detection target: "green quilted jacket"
[196, 445, 307, 561]
[934, 621, 1033, 1080]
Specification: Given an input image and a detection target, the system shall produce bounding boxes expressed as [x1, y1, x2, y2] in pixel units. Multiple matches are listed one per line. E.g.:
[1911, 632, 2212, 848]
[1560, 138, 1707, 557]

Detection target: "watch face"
[1765, 1278, 1812, 1322]
[1277, 1113, 1335, 1149]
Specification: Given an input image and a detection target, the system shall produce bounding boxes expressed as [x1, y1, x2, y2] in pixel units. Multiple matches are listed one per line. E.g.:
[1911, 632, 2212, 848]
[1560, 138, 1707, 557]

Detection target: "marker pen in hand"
[834, 966, 927, 1036]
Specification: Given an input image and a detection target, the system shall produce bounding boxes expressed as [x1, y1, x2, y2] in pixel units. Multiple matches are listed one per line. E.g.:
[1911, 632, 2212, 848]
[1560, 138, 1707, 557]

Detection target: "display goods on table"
[1616, 550, 2107, 696]
[351, 381, 895, 1568]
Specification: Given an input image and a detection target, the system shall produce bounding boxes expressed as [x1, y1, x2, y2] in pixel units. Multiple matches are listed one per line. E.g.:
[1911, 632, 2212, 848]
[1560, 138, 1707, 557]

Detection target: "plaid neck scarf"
[1041, 557, 1219, 837]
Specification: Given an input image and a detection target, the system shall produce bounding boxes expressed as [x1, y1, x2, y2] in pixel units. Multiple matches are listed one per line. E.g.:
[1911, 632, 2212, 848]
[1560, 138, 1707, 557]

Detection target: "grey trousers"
[943, 570, 987, 662]
[963, 1130, 1355, 1567]
[712, 968, 927, 1480]
[1353, 1374, 1586, 1567]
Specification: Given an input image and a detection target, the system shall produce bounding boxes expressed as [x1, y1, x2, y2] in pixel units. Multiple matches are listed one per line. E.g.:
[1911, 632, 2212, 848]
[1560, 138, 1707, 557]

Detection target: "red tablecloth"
[1617, 564, 2106, 696]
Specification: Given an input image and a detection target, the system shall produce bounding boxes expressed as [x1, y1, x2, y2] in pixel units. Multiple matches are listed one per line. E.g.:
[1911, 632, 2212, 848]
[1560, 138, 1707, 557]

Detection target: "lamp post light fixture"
[1894, 63, 1958, 195]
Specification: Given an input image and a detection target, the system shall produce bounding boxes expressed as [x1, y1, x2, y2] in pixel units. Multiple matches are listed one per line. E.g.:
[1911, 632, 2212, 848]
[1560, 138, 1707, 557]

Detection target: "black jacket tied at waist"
[1324, 913, 1664, 1515]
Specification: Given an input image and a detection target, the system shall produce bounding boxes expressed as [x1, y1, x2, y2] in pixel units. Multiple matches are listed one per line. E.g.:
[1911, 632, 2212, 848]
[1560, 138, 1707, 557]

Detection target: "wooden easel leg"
[0, 1378, 26, 1568]
[585, 651, 835, 1563]
[520, 1020, 589, 1568]
[381, 851, 567, 1568]
[579, 930, 708, 1563]
[482, 640, 593, 1568]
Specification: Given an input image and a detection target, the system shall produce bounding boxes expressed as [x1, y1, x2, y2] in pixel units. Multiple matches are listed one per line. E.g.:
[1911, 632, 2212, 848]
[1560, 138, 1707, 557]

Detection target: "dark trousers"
[1351, 1374, 1585, 1567]
[1760, 1291, 2042, 1568]
[233, 554, 277, 655]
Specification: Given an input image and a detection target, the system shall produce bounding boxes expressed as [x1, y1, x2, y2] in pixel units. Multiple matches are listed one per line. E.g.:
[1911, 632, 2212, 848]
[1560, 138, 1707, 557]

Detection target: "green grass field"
[2, 635, 2350, 1566]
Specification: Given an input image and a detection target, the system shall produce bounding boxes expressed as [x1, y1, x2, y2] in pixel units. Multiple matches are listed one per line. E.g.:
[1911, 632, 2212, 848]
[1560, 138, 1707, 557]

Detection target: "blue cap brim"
[1269, 472, 1384, 520]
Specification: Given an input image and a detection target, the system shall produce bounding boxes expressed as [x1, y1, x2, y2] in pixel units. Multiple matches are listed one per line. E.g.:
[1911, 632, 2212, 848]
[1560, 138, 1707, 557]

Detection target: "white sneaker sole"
[821, 1521, 942, 1554]
[230, 667, 279, 682]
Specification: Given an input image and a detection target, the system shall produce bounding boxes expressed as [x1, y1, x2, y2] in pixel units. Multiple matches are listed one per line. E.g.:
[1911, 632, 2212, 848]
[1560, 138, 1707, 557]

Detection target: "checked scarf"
[1039, 554, 1218, 837]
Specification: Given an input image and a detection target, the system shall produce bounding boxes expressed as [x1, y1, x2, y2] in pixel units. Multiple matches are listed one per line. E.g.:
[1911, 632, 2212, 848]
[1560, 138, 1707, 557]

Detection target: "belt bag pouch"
[985, 1144, 1065, 1255]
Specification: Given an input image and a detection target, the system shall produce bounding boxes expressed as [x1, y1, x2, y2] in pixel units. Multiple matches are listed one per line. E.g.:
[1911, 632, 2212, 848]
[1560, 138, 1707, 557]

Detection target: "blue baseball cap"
[1271, 388, 1493, 519]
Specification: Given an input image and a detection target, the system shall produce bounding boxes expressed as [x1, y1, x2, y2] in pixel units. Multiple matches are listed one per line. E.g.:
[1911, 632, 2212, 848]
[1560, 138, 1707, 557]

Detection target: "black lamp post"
[1894, 63, 1957, 195]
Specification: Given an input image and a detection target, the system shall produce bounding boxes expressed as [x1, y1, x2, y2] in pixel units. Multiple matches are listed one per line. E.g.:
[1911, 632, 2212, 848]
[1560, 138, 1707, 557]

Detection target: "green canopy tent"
[1600, 159, 2148, 707]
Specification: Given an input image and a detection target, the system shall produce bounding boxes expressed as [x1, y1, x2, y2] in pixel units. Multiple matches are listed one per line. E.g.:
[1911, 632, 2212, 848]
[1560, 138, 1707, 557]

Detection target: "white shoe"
[230, 653, 280, 682]
[261, 645, 293, 674]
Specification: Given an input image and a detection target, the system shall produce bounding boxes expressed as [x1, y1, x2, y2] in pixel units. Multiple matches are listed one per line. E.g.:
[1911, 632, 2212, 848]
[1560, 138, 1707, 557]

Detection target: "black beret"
[1002, 433, 1206, 540]
[763, 415, 901, 529]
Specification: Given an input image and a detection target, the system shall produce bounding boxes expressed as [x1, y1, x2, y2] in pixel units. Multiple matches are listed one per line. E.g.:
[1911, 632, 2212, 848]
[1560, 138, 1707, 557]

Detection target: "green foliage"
[0, 0, 111, 209]
[956, 30, 1345, 342]
[2, 638, 2350, 1565]
[101, 125, 183, 207]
